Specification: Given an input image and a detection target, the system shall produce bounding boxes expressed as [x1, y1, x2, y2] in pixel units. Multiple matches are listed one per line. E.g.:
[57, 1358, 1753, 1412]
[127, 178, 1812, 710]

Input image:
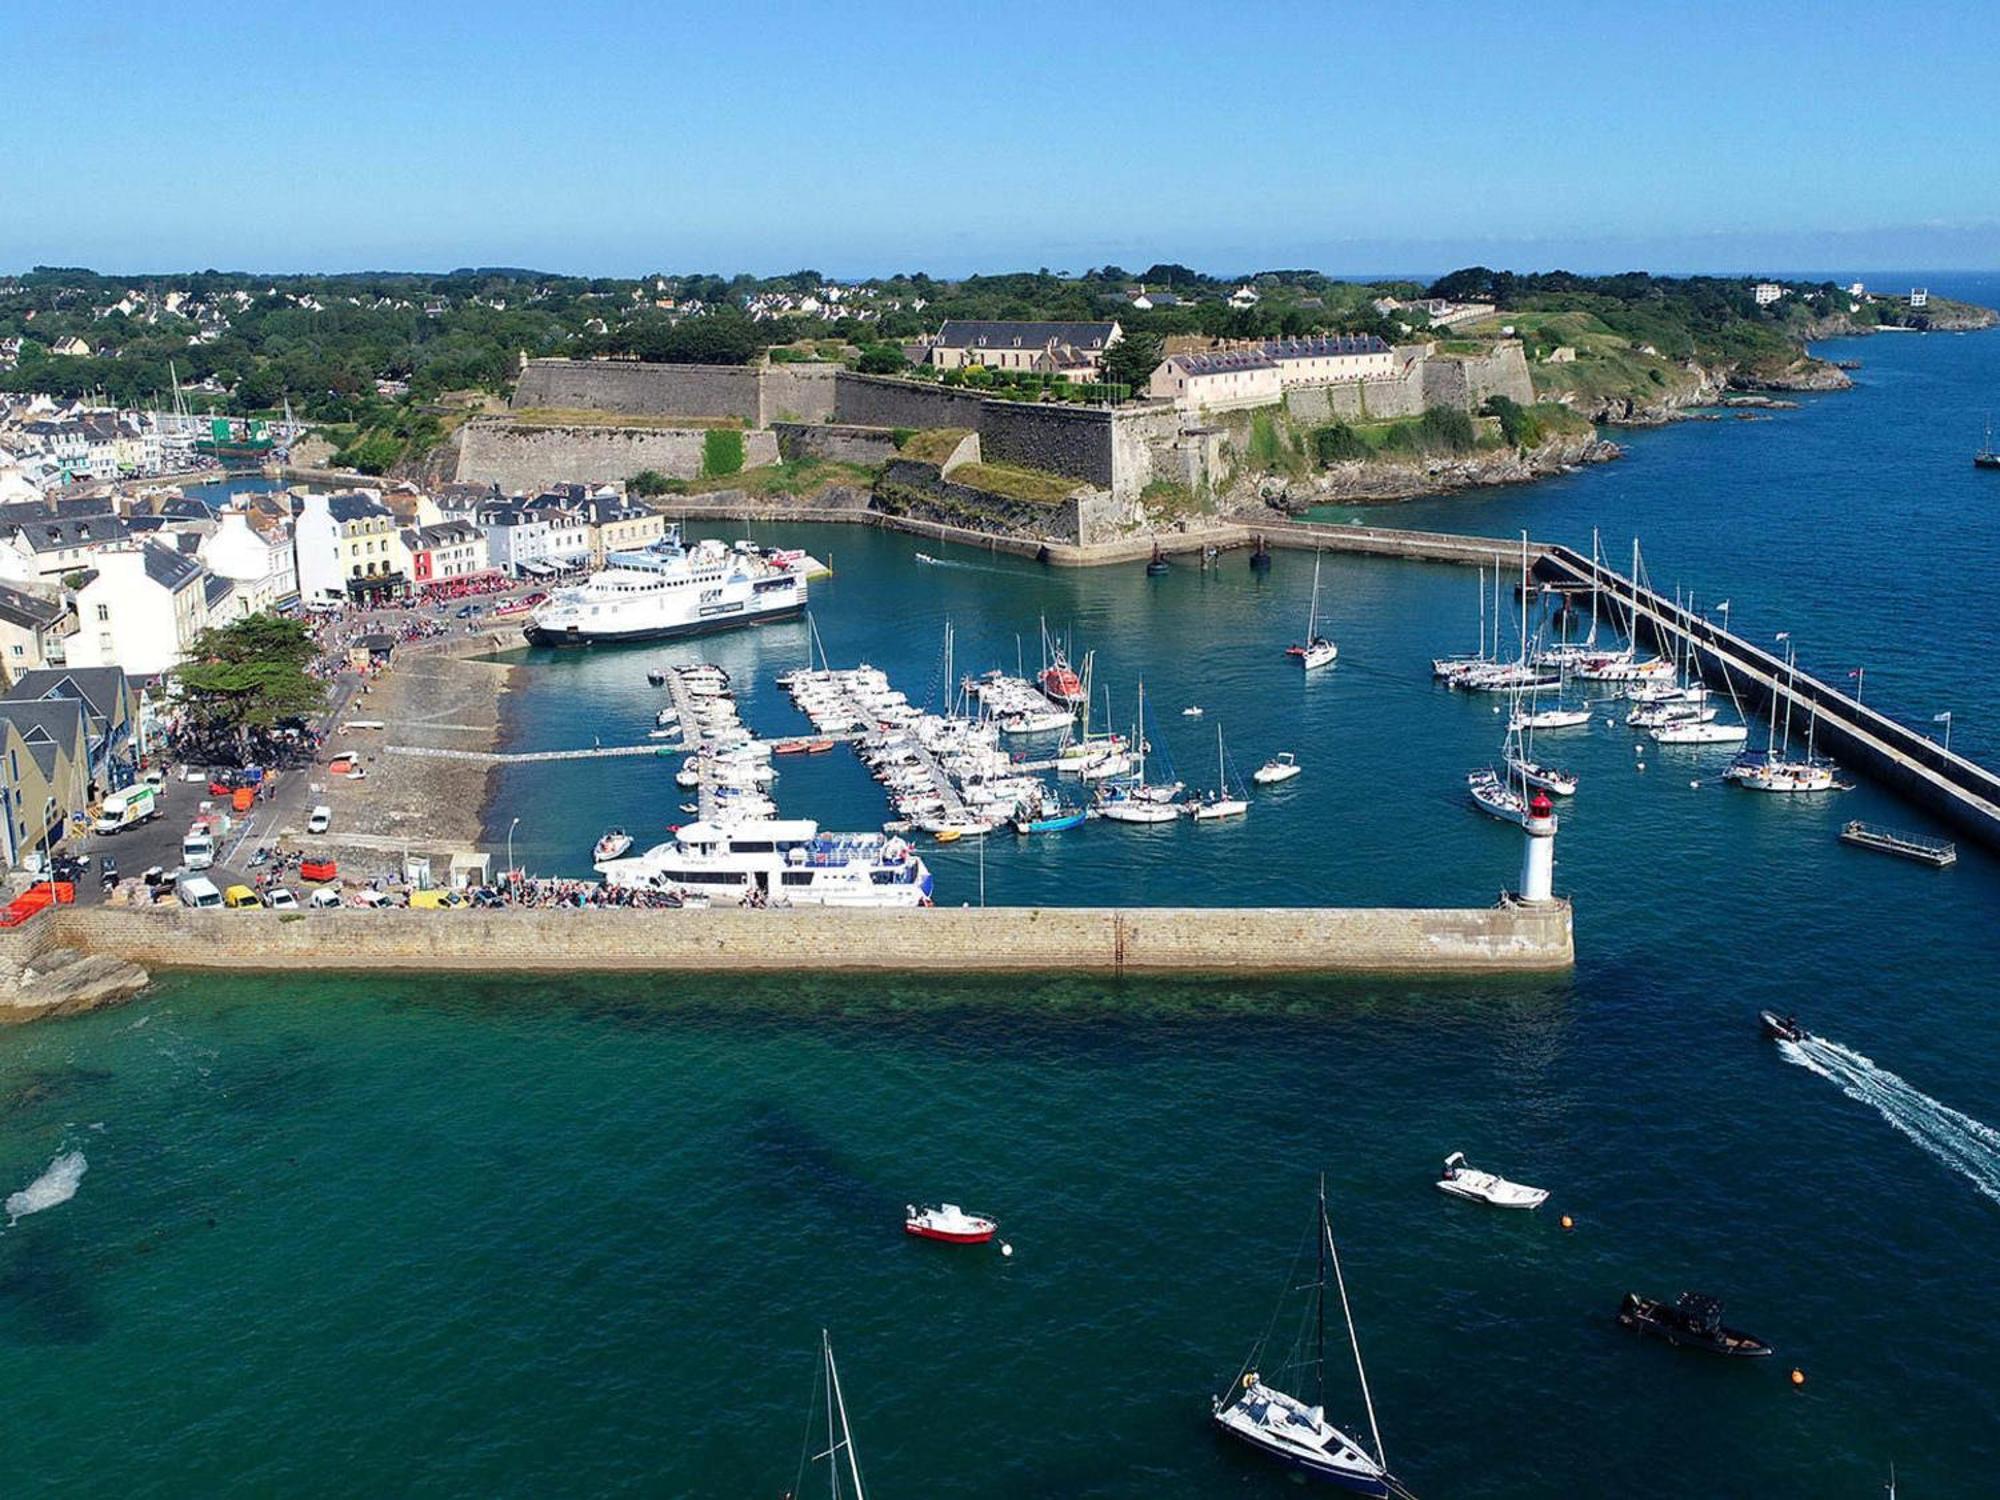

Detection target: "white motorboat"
[1511, 705, 1593, 731]
[1435, 1152, 1549, 1210]
[1651, 720, 1749, 745]
[1467, 768, 1527, 824]
[1252, 752, 1302, 786]
[1212, 1179, 1404, 1497]
[1627, 701, 1717, 728]
[1505, 755, 1578, 796]
[592, 829, 633, 863]
[1182, 705, 1205, 717]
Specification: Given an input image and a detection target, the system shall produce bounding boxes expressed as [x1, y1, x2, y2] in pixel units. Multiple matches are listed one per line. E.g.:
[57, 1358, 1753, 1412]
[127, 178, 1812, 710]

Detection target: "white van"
[182, 826, 216, 870]
[176, 876, 223, 909]
[306, 805, 333, 835]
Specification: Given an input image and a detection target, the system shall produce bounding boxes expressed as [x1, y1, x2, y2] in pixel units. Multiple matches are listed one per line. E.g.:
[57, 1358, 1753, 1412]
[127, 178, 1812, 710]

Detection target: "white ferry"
[598, 818, 935, 906]
[524, 533, 808, 647]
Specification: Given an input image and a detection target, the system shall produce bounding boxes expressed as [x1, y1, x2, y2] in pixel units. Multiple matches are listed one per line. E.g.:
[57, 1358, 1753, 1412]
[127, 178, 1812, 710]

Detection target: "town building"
[479, 501, 553, 579]
[197, 505, 299, 617]
[0, 583, 70, 685]
[0, 695, 89, 868]
[0, 511, 131, 585]
[3, 666, 142, 805]
[925, 321, 1123, 378]
[1909, 288, 1929, 308]
[293, 491, 406, 606]
[400, 521, 489, 586]
[1146, 334, 1397, 412]
[64, 544, 211, 676]
[1753, 282, 1785, 306]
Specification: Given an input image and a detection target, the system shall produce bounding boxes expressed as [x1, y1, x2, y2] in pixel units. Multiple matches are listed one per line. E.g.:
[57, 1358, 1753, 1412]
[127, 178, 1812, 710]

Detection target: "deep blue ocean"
[3, 278, 1997, 1497]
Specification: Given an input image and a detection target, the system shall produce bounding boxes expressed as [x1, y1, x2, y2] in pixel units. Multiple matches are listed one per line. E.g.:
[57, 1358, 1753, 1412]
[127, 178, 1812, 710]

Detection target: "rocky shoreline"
[1238, 431, 1622, 512]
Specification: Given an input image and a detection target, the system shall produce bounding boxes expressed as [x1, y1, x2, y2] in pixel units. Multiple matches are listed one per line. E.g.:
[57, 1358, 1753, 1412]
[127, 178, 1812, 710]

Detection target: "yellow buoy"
[1559, 1214, 1574, 1231]
[1790, 1367, 1806, 1387]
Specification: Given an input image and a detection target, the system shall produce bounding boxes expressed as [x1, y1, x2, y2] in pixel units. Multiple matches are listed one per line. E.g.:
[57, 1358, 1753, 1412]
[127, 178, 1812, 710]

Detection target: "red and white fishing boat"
[1039, 659, 1085, 707]
[904, 1202, 997, 1244]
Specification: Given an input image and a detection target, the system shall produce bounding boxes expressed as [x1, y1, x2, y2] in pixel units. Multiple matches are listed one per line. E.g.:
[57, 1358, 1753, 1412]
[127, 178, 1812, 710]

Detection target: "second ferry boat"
[523, 529, 809, 647]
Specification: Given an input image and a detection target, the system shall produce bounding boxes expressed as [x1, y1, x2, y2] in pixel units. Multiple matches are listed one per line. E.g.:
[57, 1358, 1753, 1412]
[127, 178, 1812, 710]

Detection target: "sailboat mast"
[1477, 567, 1486, 661]
[1307, 551, 1322, 640]
[1518, 531, 1529, 666]
[1316, 1175, 1328, 1418]
[821, 1331, 865, 1500]
[1322, 1193, 1387, 1471]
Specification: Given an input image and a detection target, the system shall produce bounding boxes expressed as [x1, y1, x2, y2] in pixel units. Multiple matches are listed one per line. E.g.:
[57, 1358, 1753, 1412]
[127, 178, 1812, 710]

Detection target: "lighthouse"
[1518, 790, 1557, 904]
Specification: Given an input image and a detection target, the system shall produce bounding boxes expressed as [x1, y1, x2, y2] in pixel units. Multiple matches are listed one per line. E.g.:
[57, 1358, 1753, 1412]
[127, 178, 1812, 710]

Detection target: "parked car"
[176, 876, 223, 909]
[307, 887, 343, 909]
[348, 888, 393, 908]
[222, 884, 261, 909]
[264, 888, 300, 911]
[306, 805, 332, 834]
[409, 889, 468, 910]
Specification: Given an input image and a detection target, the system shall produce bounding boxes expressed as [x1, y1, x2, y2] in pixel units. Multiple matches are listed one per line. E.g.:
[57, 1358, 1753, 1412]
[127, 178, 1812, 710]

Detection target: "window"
[96, 604, 109, 622]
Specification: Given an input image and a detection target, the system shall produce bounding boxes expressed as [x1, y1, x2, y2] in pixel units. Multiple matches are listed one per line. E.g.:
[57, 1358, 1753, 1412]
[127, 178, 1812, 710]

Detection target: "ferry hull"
[524, 599, 803, 648]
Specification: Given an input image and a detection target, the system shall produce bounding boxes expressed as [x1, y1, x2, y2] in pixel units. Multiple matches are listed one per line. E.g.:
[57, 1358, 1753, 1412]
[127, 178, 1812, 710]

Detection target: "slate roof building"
[926, 320, 1123, 378]
[0, 582, 70, 686]
[64, 544, 212, 677]
[3, 665, 141, 802]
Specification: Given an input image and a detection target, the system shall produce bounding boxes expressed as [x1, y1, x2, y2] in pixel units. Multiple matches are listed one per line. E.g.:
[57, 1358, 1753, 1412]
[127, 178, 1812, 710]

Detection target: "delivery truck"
[93, 784, 159, 834]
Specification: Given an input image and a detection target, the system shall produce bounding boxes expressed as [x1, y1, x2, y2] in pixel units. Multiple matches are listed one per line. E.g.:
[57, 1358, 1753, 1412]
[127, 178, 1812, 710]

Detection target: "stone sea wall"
[456, 421, 780, 490]
[13, 902, 1574, 978]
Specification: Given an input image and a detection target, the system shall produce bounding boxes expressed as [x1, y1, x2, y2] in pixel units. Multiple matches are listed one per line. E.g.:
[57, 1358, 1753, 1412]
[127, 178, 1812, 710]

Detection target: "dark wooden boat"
[1618, 1292, 1772, 1357]
[1759, 1009, 1805, 1043]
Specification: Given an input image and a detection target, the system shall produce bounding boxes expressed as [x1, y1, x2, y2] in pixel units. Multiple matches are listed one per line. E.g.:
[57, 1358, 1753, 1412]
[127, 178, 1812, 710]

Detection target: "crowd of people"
[471, 875, 698, 909]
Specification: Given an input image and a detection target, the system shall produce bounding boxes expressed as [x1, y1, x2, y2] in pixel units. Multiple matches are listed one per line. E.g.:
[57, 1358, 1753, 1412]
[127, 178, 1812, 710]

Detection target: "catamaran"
[1212, 1178, 1406, 1496]
[1288, 552, 1338, 669]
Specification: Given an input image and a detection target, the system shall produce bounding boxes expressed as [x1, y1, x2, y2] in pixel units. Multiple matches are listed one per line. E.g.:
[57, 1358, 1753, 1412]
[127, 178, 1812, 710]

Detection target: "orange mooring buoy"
[1790, 1367, 1806, 1387]
[1559, 1214, 1574, 1231]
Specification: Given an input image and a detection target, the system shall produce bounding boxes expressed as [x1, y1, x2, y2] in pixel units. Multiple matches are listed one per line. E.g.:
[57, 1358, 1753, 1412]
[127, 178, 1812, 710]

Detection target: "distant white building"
[1228, 284, 1261, 308]
[1753, 283, 1784, 306]
[1847, 281, 1866, 298]
[1909, 288, 1929, 308]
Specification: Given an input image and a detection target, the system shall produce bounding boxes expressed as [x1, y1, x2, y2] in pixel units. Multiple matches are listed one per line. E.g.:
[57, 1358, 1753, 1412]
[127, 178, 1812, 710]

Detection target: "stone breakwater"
[0, 903, 1573, 991]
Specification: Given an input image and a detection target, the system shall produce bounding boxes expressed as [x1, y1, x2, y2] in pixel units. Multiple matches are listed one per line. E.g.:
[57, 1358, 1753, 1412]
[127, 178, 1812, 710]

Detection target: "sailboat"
[1726, 641, 1838, 791]
[1096, 682, 1182, 823]
[789, 1330, 868, 1500]
[1212, 1178, 1405, 1496]
[1187, 724, 1250, 820]
[1288, 553, 1338, 669]
[1975, 416, 2000, 469]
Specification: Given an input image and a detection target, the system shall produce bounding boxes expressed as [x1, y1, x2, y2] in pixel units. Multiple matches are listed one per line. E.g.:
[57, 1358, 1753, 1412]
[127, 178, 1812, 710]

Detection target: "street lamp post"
[507, 816, 520, 883]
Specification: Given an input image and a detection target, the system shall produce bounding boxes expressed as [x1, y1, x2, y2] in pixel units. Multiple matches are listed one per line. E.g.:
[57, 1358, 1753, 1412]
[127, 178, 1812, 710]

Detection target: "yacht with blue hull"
[523, 532, 808, 647]
[598, 818, 935, 907]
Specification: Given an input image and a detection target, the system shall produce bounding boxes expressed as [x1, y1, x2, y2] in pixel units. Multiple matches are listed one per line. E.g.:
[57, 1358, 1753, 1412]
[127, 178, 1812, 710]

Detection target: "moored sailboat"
[1288, 552, 1338, 669]
[1212, 1178, 1405, 1496]
[1186, 724, 1250, 820]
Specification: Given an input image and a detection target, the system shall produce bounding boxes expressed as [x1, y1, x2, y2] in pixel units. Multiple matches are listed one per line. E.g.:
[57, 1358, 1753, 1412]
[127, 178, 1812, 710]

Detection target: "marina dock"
[1534, 543, 2000, 852]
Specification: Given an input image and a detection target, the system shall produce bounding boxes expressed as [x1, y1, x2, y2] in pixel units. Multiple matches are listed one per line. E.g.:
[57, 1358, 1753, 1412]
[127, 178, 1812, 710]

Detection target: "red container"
[231, 787, 256, 812]
[51, 881, 75, 905]
[300, 858, 338, 884]
[15, 887, 53, 913]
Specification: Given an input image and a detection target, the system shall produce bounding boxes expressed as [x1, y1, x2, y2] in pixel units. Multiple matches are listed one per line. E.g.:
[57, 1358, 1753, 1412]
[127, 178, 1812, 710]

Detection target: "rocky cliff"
[1228, 430, 1621, 513]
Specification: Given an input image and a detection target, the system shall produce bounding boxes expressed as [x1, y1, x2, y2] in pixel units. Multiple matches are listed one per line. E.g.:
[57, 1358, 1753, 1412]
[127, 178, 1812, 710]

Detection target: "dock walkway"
[1537, 544, 2000, 851]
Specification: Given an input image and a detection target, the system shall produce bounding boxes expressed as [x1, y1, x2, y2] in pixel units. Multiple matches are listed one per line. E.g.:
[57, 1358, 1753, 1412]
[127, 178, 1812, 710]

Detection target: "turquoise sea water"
[5, 283, 1999, 1496]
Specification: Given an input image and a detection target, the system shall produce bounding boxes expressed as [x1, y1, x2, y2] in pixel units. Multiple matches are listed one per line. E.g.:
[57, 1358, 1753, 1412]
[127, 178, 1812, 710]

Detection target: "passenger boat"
[1287, 552, 1338, 669]
[1435, 1151, 1548, 1209]
[598, 819, 933, 906]
[592, 829, 633, 863]
[904, 1202, 997, 1244]
[1759, 1009, 1806, 1043]
[1212, 1178, 1405, 1496]
[1253, 752, 1302, 785]
[524, 532, 808, 646]
[1617, 1292, 1773, 1358]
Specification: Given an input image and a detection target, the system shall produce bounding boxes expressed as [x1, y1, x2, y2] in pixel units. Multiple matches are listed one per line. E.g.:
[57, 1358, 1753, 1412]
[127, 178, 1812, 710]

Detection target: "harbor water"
[4, 281, 2000, 1496]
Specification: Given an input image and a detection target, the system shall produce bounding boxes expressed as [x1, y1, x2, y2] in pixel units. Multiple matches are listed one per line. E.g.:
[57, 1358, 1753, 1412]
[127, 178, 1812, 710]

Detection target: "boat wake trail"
[914, 554, 1016, 576]
[5, 1148, 88, 1226]
[1781, 1037, 2000, 1206]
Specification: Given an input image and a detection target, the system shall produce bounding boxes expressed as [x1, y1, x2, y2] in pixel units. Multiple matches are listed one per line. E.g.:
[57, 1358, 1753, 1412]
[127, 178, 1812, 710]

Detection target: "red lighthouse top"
[1528, 791, 1554, 818]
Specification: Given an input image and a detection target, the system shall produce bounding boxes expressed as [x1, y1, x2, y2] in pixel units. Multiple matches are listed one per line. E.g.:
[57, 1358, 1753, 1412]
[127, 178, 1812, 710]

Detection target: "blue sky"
[8, 0, 2000, 277]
